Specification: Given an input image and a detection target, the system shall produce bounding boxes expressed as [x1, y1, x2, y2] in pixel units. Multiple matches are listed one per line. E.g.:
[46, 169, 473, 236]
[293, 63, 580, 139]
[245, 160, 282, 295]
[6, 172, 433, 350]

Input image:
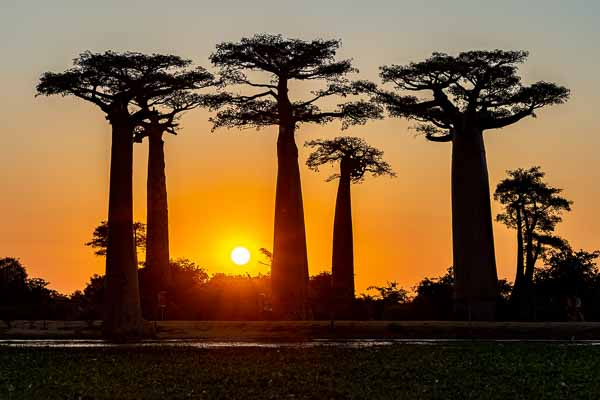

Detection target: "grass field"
[3, 320, 600, 340]
[1, 344, 599, 399]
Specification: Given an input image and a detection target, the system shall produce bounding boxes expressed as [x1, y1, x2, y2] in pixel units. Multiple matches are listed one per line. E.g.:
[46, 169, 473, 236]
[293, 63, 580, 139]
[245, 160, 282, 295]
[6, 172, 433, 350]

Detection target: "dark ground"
[1, 344, 599, 399]
[3, 320, 600, 340]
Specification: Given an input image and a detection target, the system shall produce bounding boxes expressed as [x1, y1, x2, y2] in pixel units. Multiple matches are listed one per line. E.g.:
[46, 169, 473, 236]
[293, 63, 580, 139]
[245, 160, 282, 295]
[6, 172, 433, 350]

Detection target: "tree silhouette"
[368, 50, 569, 319]
[36, 51, 207, 337]
[308, 272, 333, 319]
[0, 258, 28, 306]
[536, 245, 599, 320]
[367, 281, 409, 305]
[210, 34, 382, 319]
[413, 267, 455, 320]
[133, 65, 215, 317]
[494, 166, 571, 317]
[85, 220, 146, 264]
[305, 136, 394, 316]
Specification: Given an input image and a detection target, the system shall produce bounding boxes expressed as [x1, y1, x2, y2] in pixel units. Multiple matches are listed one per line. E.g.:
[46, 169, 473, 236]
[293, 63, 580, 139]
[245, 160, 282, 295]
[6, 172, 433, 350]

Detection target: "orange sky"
[1, 0, 599, 295]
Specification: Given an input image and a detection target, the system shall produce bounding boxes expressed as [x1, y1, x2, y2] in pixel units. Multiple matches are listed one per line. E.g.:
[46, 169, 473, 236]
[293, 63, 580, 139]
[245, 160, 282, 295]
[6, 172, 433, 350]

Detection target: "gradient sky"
[1, 0, 599, 295]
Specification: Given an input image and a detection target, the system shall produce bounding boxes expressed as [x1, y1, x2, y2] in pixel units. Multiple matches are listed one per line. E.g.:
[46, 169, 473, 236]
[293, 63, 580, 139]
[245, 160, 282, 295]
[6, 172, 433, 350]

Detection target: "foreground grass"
[1, 344, 599, 399]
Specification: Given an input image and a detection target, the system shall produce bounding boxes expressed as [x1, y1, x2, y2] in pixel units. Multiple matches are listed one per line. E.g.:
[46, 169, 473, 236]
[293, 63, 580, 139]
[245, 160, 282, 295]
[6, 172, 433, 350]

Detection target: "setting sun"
[231, 246, 251, 266]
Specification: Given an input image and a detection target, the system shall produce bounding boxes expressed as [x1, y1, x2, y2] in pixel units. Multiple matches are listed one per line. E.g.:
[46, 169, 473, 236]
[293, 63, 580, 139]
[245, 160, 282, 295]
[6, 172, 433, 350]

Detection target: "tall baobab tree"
[368, 50, 569, 319]
[494, 166, 571, 318]
[305, 136, 395, 316]
[210, 34, 382, 318]
[36, 51, 210, 337]
[134, 74, 215, 318]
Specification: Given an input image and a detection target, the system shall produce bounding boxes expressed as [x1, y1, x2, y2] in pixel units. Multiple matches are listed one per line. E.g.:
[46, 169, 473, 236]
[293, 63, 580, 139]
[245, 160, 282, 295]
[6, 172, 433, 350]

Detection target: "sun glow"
[230, 246, 251, 266]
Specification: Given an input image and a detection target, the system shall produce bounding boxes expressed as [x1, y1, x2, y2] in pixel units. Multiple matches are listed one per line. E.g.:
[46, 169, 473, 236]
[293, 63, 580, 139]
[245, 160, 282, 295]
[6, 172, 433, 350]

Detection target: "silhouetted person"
[209, 34, 382, 319]
[306, 136, 395, 318]
[367, 50, 569, 320]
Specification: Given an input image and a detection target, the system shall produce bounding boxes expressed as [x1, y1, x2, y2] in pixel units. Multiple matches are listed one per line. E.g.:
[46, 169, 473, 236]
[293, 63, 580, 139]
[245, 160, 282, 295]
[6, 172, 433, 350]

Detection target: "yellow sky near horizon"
[1, 0, 599, 295]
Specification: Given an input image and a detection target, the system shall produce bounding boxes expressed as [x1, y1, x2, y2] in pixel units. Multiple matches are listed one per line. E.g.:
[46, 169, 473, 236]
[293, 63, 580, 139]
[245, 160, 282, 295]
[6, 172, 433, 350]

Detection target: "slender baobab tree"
[305, 136, 394, 317]
[210, 34, 382, 318]
[36, 51, 209, 337]
[368, 50, 569, 319]
[134, 71, 215, 318]
[494, 166, 571, 318]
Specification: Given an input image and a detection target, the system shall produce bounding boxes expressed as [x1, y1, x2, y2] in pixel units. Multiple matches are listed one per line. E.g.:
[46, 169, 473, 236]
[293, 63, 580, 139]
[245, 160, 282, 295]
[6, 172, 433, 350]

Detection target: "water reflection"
[1, 338, 599, 348]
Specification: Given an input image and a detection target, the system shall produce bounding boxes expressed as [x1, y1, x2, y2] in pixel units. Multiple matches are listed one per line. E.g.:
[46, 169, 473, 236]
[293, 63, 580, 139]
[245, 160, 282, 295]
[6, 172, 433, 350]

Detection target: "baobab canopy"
[305, 136, 395, 319]
[37, 51, 213, 119]
[305, 136, 396, 183]
[209, 34, 383, 130]
[371, 49, 570, 141]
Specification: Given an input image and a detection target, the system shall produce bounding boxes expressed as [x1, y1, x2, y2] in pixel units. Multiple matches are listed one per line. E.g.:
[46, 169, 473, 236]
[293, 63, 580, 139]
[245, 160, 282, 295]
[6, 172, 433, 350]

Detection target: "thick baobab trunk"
[271, 123, 309, 319]
[143, 131, 173, 319]
[331, 160, 354, 318]
[103, 123, 145, 338]
[451, 127, 498, 320]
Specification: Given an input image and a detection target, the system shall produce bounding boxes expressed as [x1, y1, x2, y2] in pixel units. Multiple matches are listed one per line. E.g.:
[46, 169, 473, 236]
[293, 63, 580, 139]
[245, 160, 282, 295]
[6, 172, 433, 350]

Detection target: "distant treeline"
[2, 248, 600, 323]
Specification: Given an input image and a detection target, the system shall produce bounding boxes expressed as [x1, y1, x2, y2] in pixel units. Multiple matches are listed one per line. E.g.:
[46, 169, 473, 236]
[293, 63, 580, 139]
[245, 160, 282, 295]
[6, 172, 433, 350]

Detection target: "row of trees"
[2, 166, 597, 323]
[76, 164, 596, 321]
[0, 258, 68, 324]
[36, 34, 569, 337]
[2, 161, 597, 323]
[3, 243, 600, 323]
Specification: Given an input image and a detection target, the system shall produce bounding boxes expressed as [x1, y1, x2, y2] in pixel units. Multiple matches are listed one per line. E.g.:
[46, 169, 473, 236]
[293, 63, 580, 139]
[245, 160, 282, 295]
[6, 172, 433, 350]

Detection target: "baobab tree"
[210, 34, 382, 318]
[134, 72, 215, 318]
[369, 50, 569, 319]
[306, 137, 394, 317]
[36, 51, 210, 337]
[494, 166, 571, 318]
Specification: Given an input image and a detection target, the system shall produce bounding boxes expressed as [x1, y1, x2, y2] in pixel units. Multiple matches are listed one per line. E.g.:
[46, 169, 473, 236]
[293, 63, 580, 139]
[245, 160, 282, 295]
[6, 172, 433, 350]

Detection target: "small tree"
[0, 258, 28, 306]
[73, 274, 106, 323]
[305, 136, 394, 316]
[494, 166, 571, 317]
[308, 272, 333, 319]
[536, 246, 600, 320]
[210, 34, 382, 318]
[369, 50, 569, 319]
[413, 267, 455, 320]
[367, 281, 409, 305]
[85, 220, 146, 264]
[37, 51, 207, 337]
